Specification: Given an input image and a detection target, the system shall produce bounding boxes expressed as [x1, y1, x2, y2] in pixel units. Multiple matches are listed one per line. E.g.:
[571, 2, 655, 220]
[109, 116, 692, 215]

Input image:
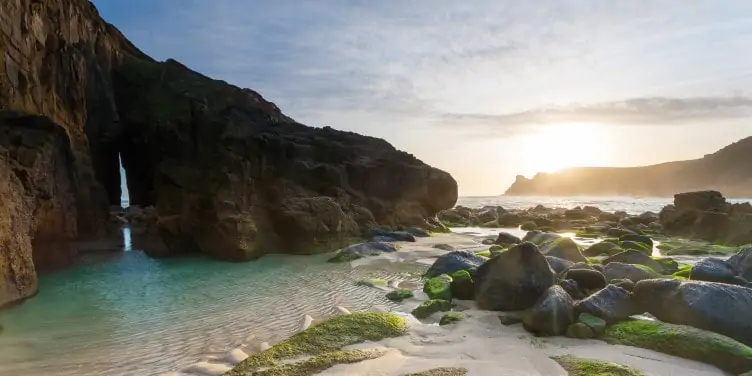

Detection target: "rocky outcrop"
[0, 113, 83, 305]
[659, 191, 752, 245]
[0, 0, 457, 305]
[504, 137, 752, 197]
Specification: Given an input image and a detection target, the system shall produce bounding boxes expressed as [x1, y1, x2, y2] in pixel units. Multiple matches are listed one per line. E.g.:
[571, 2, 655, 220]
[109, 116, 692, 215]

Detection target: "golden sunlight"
[518, 123, 609, 177]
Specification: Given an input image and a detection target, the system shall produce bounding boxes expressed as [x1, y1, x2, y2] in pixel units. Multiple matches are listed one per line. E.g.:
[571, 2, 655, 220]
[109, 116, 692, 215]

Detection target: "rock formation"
[0, 0, 457, 306]
[504, 136, 752, 196]
[659, 191, 752, 245]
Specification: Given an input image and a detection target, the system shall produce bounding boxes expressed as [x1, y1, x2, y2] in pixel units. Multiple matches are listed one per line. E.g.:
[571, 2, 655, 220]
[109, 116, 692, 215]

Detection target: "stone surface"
[564, 268, 607, 291]
[602, 262, 660, 283]
[565, 323, 595, 339]
[690, 257, 747, 286]
[583, 241, 621, 257]
[539, 237, 587, 263]
[546, 256, 574, 274]
[574, 285, 634, 324]
[474, 242, 556, 311]
[603, 250, 664, 274]
[327, 242, 397, 262]
[728, 246, 752, 281]
[495, 232, 521, 246]
[522, 285, 574, 336]
[633, 279, 752, 346]
[578, 312, 606, 335]
[425, 251, 488, 278]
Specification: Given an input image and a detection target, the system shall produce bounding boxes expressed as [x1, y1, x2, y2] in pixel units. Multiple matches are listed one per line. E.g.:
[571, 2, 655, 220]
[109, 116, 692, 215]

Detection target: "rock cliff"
[504, 136, 752, 197]
[0, 0, 457, 306]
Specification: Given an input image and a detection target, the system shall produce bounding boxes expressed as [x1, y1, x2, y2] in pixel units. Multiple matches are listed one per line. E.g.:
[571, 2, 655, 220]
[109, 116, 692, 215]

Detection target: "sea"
[1, 195, 750, 376]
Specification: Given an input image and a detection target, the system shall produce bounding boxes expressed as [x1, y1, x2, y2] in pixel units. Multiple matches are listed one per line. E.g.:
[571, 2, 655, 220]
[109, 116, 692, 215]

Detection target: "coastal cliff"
[504, 136, 752, 197]
[0, 0, 457, 306]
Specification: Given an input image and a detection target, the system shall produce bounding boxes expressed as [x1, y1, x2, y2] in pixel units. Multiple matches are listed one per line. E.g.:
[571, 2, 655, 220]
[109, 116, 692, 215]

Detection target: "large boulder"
[574, 285, 634, 324]
[495, 232, 522, 246]
[603, 250, 665, 274]
[690, 258, 747, 286]
[633, 279, 752, 346]
[474, 242, 557, 311]
[425, 251, 488, 278]
[522, 285, 574, 336]
[728, 246, 752, 281]
[602, 262, 660, 283]
[539, 237, 587, 263]
[674, 191, 727, 212]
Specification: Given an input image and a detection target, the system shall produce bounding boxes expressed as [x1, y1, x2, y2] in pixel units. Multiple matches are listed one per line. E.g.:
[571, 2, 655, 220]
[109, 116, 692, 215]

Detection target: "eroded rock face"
[0, 113, 84, 306]
[659, 191, 752, 245]
[0, 0, 459, 306]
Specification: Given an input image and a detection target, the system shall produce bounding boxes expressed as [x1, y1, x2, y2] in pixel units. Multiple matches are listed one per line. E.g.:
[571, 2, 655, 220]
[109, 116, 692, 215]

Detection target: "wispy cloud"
[95, 0, 752, 137]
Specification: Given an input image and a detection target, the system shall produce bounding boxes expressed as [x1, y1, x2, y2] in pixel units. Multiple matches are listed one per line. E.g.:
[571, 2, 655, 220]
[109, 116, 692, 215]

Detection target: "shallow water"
[0, 246, 421, 376]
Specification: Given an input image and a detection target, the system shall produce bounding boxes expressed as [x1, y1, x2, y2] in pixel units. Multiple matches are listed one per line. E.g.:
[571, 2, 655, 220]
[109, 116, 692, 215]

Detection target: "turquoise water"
[0, 244, 417, 376]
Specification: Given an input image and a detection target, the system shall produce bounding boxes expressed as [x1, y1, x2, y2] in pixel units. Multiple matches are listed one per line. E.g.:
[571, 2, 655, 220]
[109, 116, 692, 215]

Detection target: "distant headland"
[504, 136, 752, 197]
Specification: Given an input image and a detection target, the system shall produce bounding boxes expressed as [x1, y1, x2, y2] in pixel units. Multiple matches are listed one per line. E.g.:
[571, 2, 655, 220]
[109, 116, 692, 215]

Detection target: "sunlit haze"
[93, 0, 752, 195]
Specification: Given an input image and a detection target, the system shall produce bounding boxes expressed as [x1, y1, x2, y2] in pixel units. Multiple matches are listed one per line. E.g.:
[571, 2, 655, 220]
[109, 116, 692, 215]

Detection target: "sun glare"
[519, 123, 608, 177]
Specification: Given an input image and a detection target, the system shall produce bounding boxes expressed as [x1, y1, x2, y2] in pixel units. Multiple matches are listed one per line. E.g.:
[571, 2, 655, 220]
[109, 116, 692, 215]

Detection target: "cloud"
[94, 0, 752, 138]
[439, 96, 752, 130]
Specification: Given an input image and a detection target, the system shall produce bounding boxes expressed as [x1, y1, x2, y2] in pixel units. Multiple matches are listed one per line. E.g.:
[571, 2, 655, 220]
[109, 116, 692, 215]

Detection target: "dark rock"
[411, 299, 452, 319]
[565, 209, 591, 220]
[499, 313, 524, 326]
[564, 269, 607, 291]
[690, 258, 748, 286]
[432, 244, 455, 251]
[619, 234, 654, 248]
[728, 246, 752, 281]
[475, 242, 557, 311]
[674, 191, 727, 212]
[603, 250, 664, 274]
[425, 251, 488, 278]
[606, 228, 635, 237]
[578, 312, 606, 335]
[565, 323, 595, 339]
[522, 285, 575, 336]
[328, 242, 398, 262]
[653, 257, 680, 274]
[598, 212, 621, 223]
[582, 206, 602, 216]
[574, 285, 634, 324]
[568, 262, 596, 271]
[481, 238, 495, 245]
[497, 213, 523, 227]
[633, 279, 752, 346]
[619, 241, 652, 255]
[602, 262, 660, 283]
[404, 227, 431, 237]
[546, 256, 574, 274]
[371, 228, 417, 242]
[559, 279, 585, 300]
[476, 209, 498, 224]
[583, 241, 621, 257]
[520, 221, 538, 231]
[495, 232, 522, 246]
[609, 278, 635, 291]
[540, 237, 587, 263]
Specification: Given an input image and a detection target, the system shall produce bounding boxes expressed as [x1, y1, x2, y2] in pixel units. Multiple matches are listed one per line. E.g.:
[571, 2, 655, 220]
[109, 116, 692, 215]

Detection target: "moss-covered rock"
[250, 349, 386, 376]
[226, 312, 408, 375]
[551, 355, 644, 376]
[405, 367, 468, 376]
[661, 243, 739, 256]
[475, 250, 492, 257]
[565, 323, 595, 339]
[603, 319, 752, 374]
[578, 312, 606, 335]
[672, 264, 692, 278]
[651, 256, 679, 274]
[489, 244, 505, 252]
[619, 240, 652, 255]
[385, 288, 414, 302]
[521, 221, 538, 231]
[439, 312, 463, 326]
[411, 299, 452, 319]
[423, 275, 453, 301]
[450, 270, 475, 300]
[356, 278, 388, 287]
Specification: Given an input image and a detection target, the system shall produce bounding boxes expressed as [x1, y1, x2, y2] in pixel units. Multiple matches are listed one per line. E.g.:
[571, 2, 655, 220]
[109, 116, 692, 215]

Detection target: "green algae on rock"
[423, 275, 453, 301]
[603, 319, 752, 374]
[412, 299, 452, 319]
[385, 288, 414, 302]
[247, 349, 386, 376]
[405, 367, 469, 376]
[225, 312, 408, 375]
[450, 270, 475, 300]
[551, 355, 645, 376]
[439, 312, 463, 326]
[356, 278, 388, 288]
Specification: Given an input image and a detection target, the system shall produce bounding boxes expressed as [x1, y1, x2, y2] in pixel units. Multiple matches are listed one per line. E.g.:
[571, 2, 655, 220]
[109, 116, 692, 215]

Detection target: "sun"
[519, 123, 609, 177]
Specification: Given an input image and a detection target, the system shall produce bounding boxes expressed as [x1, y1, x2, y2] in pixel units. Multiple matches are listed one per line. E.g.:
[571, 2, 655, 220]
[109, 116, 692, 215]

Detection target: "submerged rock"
[574, 285, 634, 324]
[425, 251, 488, 278]
[690, 257, 747, 286]
[475, 242, 556, 311]
[523, 285, 574, 336]
[328, 242, 398, 262]
[633, 279, 752, 346]
[540, 237, 587, 263]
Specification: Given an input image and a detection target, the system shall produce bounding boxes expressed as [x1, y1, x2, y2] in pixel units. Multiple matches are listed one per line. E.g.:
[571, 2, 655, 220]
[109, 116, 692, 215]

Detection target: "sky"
[94, 0, 752, 196]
